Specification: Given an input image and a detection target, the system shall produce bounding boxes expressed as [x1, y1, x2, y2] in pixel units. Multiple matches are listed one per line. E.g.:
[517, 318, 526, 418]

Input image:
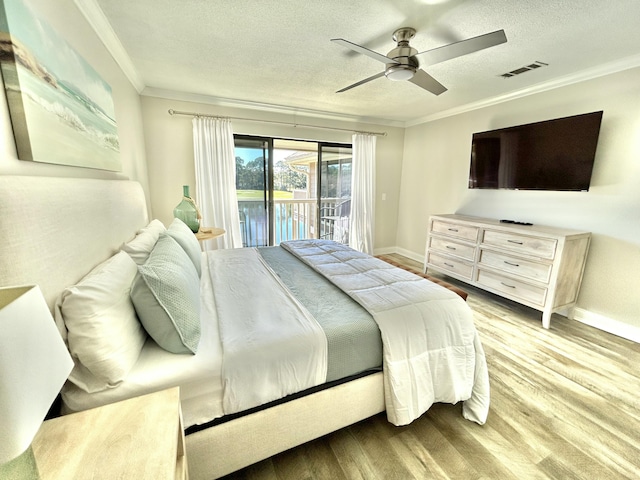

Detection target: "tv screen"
[468, 111, 603, 191]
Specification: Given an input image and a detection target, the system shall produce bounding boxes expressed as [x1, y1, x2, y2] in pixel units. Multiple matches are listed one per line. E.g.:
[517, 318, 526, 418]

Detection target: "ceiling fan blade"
[336, 71, 385, 93]
[416, 29, 507, 67]
[409, 69, 447, 95]
[331, 38, 393, 64]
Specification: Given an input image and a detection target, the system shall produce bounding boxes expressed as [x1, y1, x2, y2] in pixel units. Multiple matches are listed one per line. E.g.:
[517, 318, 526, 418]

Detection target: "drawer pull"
[448, 228, 459, 232]
[504, 261, 520, 267]
[446, 246, 457, 250]
[507, 240, 524, 245]
[444, 262, 455, 268]
[501, 282, 516, 288]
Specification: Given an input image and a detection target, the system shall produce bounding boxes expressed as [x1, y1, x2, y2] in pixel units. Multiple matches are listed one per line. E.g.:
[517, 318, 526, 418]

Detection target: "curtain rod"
[167, 109, 387, 137]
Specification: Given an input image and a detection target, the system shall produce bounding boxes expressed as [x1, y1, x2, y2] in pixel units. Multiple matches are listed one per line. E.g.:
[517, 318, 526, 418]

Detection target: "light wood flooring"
[222, 253, 640, 480]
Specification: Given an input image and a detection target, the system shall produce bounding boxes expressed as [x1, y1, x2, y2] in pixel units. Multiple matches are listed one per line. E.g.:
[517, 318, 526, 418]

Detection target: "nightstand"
[31, 387, 187, 479]
[195, 227, 225, 242]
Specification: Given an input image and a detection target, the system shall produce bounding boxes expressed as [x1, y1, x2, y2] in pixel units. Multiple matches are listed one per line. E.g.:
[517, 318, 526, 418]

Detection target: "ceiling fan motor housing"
[385, 27, 419, 81]
[385, 51, 418, 81]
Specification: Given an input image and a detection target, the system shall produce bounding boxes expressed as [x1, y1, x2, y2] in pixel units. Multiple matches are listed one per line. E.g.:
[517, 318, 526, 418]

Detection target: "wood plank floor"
[221, 253, 640, 480]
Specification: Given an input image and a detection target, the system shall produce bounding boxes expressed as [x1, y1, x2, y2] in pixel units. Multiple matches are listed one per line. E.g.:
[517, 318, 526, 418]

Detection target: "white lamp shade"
[0, 285, 74, 463]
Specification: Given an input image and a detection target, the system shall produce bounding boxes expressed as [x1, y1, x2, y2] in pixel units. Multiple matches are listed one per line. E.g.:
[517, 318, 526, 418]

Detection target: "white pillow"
[54, 251, 147, 393]
[166, 218, 202, 276]
[131, 233, 201, 354]
[122, 219, 166, 265]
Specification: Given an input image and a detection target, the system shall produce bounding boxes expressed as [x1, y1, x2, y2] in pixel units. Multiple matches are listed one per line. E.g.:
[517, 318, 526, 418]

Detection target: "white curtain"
[192, 117, 242, 249]
[349, 133, 376, 255]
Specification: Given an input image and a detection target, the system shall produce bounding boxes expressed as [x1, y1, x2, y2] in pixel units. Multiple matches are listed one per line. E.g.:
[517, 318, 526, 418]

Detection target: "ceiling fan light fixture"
[385, 64, 415, 81]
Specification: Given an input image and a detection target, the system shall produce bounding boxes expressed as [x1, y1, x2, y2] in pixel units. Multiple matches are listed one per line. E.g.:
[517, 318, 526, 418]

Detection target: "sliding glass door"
[234, 136, 351, 246]
[318, 144, 353, 243]
[234, 137, 271, 247]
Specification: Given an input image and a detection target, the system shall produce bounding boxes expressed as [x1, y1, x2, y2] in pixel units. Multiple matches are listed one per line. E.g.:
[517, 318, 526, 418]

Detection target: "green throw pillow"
[166, 218, 202, 276]
[131, 233, 201, 354]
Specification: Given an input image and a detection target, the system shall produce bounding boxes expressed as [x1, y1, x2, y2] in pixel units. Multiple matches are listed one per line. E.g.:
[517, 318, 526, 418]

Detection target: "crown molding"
[405, 53, 640, 127]
[76, 0, 640, 130]
[76, 0, 401, 128]
[141, 87, 406, 128]
[74, 0, 145, 93]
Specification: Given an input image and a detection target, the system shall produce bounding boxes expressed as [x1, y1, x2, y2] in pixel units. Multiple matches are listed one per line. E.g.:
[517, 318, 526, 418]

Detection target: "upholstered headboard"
[0, 176, 149, 311]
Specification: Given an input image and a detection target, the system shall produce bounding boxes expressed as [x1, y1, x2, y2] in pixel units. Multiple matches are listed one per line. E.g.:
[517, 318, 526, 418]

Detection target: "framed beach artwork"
[0, 0, 120, 171]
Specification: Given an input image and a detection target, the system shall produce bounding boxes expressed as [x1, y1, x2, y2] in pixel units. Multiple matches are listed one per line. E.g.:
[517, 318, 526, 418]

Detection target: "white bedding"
[281, 239, 490, 426]
[63, 241, 489, 429]
[61, 248, 330, 427]
[61, 253, 225, 428]
[207, 248, 328, 414]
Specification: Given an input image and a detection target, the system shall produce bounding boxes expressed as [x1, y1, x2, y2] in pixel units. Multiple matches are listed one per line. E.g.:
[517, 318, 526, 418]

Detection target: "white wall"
[4, 0, 636, 337]
[140, 95, 405, 250]
[397, 67, 640, 334]
[0, 0, 150, 206]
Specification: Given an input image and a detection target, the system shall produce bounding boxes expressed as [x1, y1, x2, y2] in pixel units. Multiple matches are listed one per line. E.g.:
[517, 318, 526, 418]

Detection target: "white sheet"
[281, 239, 490, 426]
[207, 248, 328, 414]
[61, 253, 225, 428]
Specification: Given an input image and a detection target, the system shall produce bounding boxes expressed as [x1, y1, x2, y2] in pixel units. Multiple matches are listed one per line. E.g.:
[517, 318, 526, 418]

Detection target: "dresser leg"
[542, 310, 552, 329]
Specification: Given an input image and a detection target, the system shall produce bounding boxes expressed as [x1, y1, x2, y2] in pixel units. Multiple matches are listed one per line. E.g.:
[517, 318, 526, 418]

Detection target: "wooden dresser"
[425, 214, 591, 328]
[31, 387, 187, 479]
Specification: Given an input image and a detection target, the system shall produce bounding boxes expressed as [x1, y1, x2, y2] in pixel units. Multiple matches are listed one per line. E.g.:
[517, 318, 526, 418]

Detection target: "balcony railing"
[238, 198, 344, 247]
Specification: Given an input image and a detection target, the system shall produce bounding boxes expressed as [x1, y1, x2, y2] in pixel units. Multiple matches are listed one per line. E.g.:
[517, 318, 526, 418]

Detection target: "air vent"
[500, 61, 548, 78]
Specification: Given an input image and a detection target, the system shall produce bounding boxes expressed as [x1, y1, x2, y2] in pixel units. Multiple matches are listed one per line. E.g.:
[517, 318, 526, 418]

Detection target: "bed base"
[186, 371, 384, 479]
[0, 176, 387, 479]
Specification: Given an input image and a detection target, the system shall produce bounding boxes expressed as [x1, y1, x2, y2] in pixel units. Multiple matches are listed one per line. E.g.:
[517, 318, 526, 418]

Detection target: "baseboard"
[372, 246, 396, 256]
[572, 308, 640, 343]
[373, 246, 426, 269]
[374, 246, 424, 261]
[395, 247, 424, 264]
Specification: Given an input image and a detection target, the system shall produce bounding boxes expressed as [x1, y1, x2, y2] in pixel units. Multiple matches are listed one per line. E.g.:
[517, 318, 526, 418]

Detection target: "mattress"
[61, 247, 382, 428]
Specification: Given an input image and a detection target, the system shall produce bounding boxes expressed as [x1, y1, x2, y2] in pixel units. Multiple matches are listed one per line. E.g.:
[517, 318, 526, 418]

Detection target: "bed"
[0, 176, 489, 479]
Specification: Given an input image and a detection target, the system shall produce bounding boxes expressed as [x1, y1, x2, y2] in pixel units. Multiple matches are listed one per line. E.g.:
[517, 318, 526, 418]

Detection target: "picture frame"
[0, 0, 121, 171]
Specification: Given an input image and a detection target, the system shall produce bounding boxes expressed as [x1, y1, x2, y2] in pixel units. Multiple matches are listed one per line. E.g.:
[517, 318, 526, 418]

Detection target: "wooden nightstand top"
[32, 387, 186, 479]
[195, 227, 225, 241]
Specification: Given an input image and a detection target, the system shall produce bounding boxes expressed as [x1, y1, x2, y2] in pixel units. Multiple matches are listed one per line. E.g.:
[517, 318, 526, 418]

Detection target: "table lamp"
[0, 285, 74, 478]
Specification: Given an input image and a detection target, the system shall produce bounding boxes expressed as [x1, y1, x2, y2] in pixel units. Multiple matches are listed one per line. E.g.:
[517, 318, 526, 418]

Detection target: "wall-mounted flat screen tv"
[468, 111, 603, 191]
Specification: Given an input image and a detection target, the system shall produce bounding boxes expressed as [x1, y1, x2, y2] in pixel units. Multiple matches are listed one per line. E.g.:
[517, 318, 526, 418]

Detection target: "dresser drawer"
[477, 269, 547, 306]
[482, 230, 557, 259]
[431, 220, 479, 242]
[429, 236, 476, 261]
[478, 249, 552, 283]
[427, 252, 474, 280]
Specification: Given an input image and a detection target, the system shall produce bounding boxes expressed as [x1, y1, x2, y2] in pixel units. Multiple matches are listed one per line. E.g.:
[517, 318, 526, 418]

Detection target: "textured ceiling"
[90, 0, 640, 125]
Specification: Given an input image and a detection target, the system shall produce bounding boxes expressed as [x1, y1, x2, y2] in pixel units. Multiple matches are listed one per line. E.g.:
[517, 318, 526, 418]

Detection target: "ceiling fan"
[331, 27, 507, 95]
